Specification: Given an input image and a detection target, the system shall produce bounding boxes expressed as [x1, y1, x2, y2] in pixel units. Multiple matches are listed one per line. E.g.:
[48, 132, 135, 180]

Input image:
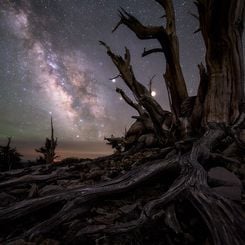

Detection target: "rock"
[39, 185, 63, 196]
[208, 167, 242, 187]
[212, 186, 242, 201]
[208, 167, 242, 200]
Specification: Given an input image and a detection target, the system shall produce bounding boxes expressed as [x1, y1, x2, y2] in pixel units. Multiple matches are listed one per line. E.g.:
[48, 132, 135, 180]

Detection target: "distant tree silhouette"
[0, 137, 22, 171]
[36, 117, 58, 164]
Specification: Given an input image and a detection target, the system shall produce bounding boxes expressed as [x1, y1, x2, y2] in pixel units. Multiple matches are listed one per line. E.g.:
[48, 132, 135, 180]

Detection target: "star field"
[0, 0, 205, 159]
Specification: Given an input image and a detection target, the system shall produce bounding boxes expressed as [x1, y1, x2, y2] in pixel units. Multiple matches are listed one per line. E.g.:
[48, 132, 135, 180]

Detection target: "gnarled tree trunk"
[196, 0, 245, 125]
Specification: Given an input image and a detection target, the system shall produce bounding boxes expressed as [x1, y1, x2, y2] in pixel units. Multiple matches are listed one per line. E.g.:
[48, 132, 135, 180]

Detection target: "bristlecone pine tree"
[35, 117, 58, 164]
[0, 137, 22, 171]
[0, 1, 244, 244]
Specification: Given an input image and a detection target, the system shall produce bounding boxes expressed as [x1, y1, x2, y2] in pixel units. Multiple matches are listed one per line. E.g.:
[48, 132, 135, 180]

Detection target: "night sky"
[0, 0, 205, 160]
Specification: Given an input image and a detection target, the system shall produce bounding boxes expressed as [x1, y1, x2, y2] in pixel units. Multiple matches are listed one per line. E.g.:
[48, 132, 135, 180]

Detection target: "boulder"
[208, 167, 241, 187]
[212, 186, 242, 201]
[208, 167, 242, 200]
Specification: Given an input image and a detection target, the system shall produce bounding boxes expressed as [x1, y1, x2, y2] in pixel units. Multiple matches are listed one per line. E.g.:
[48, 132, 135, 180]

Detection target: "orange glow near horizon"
[14, 141, 113, 161]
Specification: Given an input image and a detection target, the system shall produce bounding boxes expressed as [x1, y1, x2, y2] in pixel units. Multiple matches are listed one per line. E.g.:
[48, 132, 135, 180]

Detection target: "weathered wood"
[0, 138, 244, 244]
[191, 63, 209, 131]
[116, 87, 146, 117]
[0, 169, 79, 189]
[102, 0, 203, 142]
[114, 4, 188, 117]
[196, 0, 245, 124]
[71, 131, 245, 245]
[0, 157, 178, 226]
[100, 41, 173, 145]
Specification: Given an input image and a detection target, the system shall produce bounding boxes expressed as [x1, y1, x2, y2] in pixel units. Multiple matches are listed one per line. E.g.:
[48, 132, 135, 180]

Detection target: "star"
[151, 91, 156, 97]
[0, 0, 203, 160]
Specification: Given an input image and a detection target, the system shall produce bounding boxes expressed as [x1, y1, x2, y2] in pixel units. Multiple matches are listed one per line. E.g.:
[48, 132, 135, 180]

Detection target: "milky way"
[1, 0, 108, 141]
[0, 0, 205, 159]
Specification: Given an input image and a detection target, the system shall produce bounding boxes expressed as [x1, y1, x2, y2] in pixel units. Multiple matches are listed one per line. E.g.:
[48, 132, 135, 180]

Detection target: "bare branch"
[101, 41, 172, 144]
[116, 87, 146, 116]
[189, 11, 199, 21]
[124, 47, 131, 67]
[155, 0, 176, 32]
[194, 28, 201, 34]
[99, 40, 110, 50]
[116, 8, 164, 40]
[142, 48, 164, 57]
[188, 11, 201, 34]
[110, 74, 122, 80]
[110, 5, 188, 117]
[112, 19, 123, 33]
[111, 5, 187, 117]
[148, 75, 156, 94]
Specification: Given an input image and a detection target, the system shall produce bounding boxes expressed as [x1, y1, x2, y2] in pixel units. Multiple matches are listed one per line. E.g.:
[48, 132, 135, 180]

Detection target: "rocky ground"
[0, 147, 244, 244]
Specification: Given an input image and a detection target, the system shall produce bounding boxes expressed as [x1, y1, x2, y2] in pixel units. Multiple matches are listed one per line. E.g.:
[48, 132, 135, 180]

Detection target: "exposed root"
[0, 129, 244, 244]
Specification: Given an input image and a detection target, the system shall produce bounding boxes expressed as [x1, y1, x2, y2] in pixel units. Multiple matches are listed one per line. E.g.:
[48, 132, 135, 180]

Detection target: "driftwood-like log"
[0, 169, 79, 189]
[0, 157, 178, 233]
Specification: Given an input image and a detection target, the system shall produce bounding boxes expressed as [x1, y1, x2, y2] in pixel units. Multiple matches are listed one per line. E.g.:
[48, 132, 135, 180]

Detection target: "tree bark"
[197, 0, 245, 125]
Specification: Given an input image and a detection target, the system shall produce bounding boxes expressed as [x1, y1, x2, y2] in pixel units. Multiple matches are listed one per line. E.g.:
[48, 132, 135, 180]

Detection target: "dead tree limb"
[142, 48, 164, 57]
[113, 4, 188, 117]
[116, 87, 146, 117]
[100, 41, 172, 144]
[0, 157, 178, 226]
